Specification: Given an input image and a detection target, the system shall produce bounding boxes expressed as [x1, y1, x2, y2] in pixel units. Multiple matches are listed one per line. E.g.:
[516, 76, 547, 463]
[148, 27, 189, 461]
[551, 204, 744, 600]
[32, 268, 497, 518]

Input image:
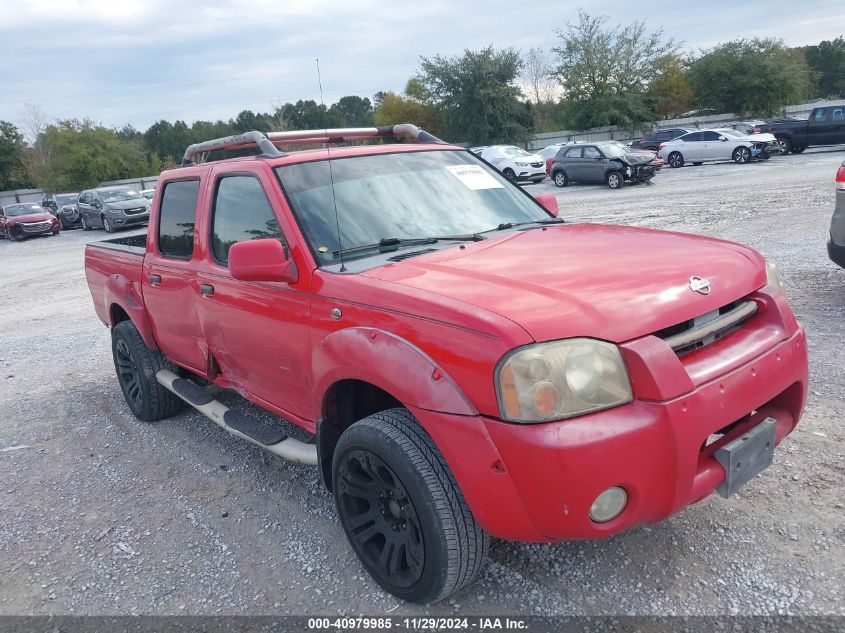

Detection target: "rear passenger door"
[194, 165, 313, 422]
[677, 132, 702, 161]
[142, 178, 207, 373]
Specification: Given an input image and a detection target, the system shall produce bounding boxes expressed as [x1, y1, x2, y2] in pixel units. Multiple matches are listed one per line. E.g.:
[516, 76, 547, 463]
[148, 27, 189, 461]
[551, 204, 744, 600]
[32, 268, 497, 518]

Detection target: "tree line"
[2, 11, 843, 193]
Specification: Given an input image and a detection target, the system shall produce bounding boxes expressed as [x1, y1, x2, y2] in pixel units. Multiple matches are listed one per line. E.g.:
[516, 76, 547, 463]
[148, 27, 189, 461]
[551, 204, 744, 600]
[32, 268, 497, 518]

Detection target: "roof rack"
[181, 123, 447, 166]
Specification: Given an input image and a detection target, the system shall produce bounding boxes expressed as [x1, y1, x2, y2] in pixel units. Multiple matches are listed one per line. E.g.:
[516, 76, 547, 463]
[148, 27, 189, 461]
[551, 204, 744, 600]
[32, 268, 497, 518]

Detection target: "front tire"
[111, 321, 186, 422]
[733, 146, 752, 164]
[333, 409, 488, 604]
[606, 170, 624, 189]
[668, 152, 684, 168]
[81, 215, 91, 231]
[102, 215, 113, 233]
[502, 168, 516, 183]
[553, 170, 569, 187]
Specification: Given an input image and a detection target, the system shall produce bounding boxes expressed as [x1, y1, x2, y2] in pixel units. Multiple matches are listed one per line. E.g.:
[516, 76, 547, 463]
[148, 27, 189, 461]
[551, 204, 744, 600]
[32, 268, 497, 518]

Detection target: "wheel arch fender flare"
[313, 327, 478, 418]
[103, 274, 159, 351]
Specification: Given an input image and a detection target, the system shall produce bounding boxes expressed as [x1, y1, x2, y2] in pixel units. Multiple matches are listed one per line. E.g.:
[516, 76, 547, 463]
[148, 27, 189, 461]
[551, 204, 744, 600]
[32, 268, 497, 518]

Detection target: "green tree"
[276, 100, 342, 130]
[688, 38, 814, 115]
[328, 96, 375, 127]
[0, 121, 32, 190]
[374, 91, 442, 136]
[649, 55, 693, 118]
[804, 37, 845, 98]
[552, 11, 677, 130]
[144, 120, 193, 161]
[415, 46, 531, 145]
[37, 120, 151, 192]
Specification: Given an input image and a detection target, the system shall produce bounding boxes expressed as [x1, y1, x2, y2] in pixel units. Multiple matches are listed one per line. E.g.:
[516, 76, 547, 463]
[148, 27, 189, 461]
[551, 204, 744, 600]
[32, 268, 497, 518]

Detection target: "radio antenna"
[316, 58, 345, 272]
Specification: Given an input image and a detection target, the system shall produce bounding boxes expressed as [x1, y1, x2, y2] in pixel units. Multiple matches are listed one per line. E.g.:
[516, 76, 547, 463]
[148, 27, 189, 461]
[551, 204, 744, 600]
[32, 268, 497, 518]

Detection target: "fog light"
[589, 486, 627, 523]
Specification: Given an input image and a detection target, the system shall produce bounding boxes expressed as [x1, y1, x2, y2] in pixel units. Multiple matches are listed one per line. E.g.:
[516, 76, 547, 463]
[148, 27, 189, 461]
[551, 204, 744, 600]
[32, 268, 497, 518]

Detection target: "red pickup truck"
[85, 124, 808, 603]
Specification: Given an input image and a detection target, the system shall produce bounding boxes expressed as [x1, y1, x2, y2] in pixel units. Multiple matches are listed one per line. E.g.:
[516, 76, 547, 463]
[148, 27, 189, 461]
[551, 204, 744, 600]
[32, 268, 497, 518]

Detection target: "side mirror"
[534, 193, 559, 217]
[228, 238, 298, 284]
[719, 136, 727, 141]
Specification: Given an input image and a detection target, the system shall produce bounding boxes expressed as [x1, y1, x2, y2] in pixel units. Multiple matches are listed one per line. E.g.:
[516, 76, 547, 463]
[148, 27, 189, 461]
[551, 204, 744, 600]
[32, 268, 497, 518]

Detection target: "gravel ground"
[1, 147, 843, 617]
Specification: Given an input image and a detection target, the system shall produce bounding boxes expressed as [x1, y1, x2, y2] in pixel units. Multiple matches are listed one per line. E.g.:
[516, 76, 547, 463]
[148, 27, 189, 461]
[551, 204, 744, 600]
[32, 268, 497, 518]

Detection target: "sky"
[1, 0, 843, 135]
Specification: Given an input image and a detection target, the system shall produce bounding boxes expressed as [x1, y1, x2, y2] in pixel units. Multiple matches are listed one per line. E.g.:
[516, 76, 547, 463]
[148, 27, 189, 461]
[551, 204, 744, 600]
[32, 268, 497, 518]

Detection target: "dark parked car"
[756, 105, 845, 154]
[78, 186, 151, 233]
[629, 128, 692, 151]
[828, 159, 845, 268]
[42, 193, 81, 229]
[0, 203, 60, 241]
[550, 142, 659, 189]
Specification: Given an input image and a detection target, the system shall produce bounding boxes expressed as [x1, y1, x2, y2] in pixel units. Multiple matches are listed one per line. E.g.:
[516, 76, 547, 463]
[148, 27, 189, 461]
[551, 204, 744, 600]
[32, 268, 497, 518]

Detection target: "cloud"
[0, 0, 842, 131]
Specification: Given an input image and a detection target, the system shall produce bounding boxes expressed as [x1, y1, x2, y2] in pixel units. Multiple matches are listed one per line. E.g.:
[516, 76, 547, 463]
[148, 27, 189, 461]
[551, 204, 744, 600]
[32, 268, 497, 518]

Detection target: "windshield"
[276, 150, 550, 265]
[56, 194, 77, 206]
[3, 203, 43, 217]
[100, 189, 143, 203]
[598, 143, 627, 158]
[497, 146, 530, 158]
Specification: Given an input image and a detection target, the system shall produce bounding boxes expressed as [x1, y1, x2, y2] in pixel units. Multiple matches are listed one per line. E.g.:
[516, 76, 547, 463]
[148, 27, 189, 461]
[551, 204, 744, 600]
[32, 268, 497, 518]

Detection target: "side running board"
[156, 369, 318, 465]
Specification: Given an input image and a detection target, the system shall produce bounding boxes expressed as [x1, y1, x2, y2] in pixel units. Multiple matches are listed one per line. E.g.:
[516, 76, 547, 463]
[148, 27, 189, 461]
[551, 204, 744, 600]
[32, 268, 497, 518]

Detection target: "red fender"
[103, 274, 159, 351]
[312, 327, 477, 416]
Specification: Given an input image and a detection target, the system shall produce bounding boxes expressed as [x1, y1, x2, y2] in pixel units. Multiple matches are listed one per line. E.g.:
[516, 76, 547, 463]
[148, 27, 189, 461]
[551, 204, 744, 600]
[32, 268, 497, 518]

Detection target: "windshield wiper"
[485, 217, 566, 232]
[332, 234, 484, 257]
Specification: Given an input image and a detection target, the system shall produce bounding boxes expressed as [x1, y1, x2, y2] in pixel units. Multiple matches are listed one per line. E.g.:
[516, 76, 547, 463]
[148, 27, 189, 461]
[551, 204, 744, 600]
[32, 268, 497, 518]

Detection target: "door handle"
[149, 274, 161, 285]
[199, 283, 215, 297]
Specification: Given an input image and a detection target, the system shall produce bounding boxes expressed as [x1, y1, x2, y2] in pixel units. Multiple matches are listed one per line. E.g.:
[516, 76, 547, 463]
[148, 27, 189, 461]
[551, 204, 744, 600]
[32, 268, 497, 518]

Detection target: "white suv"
[471, 145, 546, 183]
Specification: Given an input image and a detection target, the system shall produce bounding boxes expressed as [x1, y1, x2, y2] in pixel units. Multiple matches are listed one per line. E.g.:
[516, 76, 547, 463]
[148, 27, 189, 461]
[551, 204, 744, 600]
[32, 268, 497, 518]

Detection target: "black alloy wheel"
[115, 337, 142, 411]
[336, 449, 426, 589]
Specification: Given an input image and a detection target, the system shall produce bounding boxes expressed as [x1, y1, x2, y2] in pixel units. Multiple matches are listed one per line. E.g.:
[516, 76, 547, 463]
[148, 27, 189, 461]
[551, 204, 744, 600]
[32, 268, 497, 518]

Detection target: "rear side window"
[158, 179, 199, 259]
[814, 109, 829, 122]
[211, 175, 285, 265]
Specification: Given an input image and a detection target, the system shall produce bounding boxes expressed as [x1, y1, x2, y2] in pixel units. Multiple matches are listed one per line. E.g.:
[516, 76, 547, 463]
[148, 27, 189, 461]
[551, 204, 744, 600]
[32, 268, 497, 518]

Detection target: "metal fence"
[527, 98, 845, 151]
[0, 177, 159, 207]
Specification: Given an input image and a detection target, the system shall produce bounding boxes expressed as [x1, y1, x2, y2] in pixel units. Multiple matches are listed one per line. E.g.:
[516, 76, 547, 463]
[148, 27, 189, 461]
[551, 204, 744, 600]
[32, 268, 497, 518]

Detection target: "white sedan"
[658, 128, 780, 168]
[471, 145, 547, 183]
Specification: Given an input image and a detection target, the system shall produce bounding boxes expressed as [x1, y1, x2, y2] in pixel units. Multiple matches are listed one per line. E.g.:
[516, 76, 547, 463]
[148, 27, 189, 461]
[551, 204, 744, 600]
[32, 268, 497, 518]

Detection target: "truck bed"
[84, 234, 146, 327]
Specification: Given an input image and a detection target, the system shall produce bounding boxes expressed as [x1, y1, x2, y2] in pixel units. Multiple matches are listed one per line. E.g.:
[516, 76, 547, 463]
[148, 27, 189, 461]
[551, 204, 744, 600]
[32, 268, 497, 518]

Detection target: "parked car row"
[2, 186, 153, 242]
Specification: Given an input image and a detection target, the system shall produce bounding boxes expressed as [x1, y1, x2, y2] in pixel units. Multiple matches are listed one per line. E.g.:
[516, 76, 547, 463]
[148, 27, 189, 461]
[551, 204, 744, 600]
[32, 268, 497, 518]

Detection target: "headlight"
[765, 260, 786, 294]
[514, 161, 529, 166]
[107, 207, 123, 214]
[495, 339, 633, 423]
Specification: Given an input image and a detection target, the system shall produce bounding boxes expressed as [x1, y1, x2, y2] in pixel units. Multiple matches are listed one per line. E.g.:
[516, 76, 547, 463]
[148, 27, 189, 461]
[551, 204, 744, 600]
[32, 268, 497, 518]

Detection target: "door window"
[582, 146, 602, 158]
[681, 132, 702, 142]
[563, 147, 582, 158]
[701, 131, 721, 141]
[158, 179, 200, 259]
[814, 109, 830, 122]
[833, 108, 844, 121]
[211, 175, 286, 265]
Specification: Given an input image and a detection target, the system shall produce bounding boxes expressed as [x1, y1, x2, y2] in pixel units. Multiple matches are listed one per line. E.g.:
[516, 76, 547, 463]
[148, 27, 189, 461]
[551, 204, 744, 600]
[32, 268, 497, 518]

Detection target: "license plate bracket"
[714, 417, 777, 498]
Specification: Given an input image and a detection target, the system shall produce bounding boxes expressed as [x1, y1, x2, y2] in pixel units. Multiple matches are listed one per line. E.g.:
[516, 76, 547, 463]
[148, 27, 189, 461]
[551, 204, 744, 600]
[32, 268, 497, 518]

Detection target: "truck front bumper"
[413, 324, 807, 543]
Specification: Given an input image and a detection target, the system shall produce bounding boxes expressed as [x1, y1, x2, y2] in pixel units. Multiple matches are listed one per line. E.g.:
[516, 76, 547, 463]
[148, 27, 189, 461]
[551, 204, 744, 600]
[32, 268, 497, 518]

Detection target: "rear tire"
[553, 170, 569, 188]
[111, 320, 186, 422]
[606, 171, 624, 189]
[668, 152, 684, 168]
[333, 408, 488, 604]
[775, 136, 792, 154]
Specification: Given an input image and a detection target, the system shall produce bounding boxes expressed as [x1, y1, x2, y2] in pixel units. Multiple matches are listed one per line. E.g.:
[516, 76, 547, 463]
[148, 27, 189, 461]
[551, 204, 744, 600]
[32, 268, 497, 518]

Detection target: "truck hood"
[5, 212, 54, 225]
[364, 224, 766, 343]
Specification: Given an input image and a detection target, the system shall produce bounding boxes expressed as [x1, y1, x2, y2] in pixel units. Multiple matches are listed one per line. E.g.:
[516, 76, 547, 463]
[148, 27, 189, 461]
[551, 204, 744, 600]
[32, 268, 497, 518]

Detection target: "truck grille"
[20, 221, 52, 233]
[654, 299, 757, 356]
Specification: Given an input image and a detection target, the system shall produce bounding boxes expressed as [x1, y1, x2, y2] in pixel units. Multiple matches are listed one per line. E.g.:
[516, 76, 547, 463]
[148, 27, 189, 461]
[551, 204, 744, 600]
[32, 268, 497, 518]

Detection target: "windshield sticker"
[445, 165, 504, 190]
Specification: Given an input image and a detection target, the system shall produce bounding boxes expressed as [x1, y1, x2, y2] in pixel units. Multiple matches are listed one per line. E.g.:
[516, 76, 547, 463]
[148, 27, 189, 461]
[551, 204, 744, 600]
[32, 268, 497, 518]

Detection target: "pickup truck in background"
[756, 104, 845, 154]
[84, 124, 808, 604]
